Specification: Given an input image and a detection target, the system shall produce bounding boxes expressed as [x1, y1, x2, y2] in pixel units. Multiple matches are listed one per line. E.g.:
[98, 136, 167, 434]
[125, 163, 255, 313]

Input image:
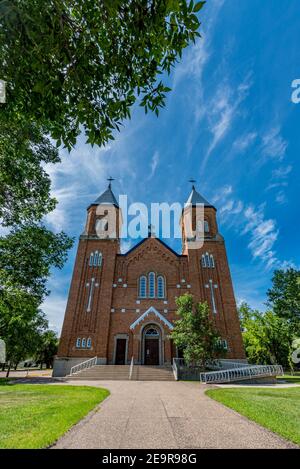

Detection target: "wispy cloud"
[266, 163, 292, 204]
[201, 76, 252, 171]
[147, 151, 159, 180]
[173, 0, 226, 153]
[216, 185, 280, 269]
[233, 132, 257, 152]
[261, 126, 288, 162]
[275, 191, 287, 205]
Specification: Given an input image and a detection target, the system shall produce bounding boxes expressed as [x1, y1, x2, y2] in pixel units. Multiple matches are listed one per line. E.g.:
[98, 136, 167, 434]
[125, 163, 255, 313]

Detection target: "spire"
[89, 178, 119, 208]
[186, 181, 216, 210]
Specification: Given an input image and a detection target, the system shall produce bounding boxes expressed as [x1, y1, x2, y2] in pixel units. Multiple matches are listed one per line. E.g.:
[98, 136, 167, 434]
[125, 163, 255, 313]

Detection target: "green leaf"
[193, 1, 206, 13]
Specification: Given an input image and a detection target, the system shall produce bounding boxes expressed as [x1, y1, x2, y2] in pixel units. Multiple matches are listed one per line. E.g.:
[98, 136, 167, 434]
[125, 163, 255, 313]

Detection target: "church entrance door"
[115, 338, 126, 364]
[144, 326, 160, 365]
[145, 339, 159, 365]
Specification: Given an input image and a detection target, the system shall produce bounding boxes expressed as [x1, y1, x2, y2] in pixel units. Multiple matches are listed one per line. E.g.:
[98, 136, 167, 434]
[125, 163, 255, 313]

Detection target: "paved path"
[52, 380, 296, 449]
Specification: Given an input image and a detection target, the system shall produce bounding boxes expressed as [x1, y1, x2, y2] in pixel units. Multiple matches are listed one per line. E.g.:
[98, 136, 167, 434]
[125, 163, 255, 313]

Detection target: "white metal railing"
[70, 356, 97, 375]
[172, 358, 185, 380]
[129, 356, 134, 380]
[200, 364, 284, 384]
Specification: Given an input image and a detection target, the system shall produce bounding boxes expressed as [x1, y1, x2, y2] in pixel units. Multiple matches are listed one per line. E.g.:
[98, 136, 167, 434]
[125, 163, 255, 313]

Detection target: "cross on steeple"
[107, 176, 115, 188]
[189, 178, 196, 189]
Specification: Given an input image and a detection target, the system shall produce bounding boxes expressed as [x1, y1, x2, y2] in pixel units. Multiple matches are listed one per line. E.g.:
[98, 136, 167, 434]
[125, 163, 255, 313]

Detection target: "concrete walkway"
[52, 380, 296, 449]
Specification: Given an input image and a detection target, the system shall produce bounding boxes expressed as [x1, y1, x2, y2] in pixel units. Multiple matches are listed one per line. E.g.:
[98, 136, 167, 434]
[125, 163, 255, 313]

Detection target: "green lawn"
[206, 387, 300, 446]
[279, 372, 300, 384]
[0, 379, 109, 448]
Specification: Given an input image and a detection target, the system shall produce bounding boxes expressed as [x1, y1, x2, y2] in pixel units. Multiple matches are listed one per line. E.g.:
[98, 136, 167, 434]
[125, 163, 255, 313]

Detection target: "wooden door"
[145, 339, 159, 365]
[115, 339, 126, 365]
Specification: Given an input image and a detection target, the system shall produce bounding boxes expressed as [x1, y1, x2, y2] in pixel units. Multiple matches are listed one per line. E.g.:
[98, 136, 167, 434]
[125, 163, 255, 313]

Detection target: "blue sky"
[43, 0, 300, 333]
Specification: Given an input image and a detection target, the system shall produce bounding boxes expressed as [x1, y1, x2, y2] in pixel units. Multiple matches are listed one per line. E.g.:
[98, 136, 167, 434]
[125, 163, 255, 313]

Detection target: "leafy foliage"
[267, 268, 300, 333]
[34, 330, 59, 368]
[0, 119, 59, 226]
[0, 288, 48, 373]
[171, 293, 224, 368]
[0, 0, 205, 149]
[239, 303, 294, 369]
[0, 224, 73, 302]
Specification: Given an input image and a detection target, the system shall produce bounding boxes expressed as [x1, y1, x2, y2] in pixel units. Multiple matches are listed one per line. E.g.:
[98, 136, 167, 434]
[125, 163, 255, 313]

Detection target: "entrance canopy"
[129, 306, 174, 331]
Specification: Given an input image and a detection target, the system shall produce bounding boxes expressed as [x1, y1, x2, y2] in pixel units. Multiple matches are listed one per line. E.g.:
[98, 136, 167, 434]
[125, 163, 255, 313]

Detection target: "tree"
[239, 303, 294, 369]
[34, 330, 59, 369]
[0, 224, 73, 303]
[171, 293, 224, 368]
[267, 268, 300, 333]
[0, 119, 59, 226]
[0, 0, 205, 149]
[0, 288, 48, 377]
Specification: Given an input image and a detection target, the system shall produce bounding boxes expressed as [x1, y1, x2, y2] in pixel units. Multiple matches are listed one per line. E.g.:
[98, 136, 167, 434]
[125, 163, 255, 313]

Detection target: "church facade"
[53, 183, 245, 377]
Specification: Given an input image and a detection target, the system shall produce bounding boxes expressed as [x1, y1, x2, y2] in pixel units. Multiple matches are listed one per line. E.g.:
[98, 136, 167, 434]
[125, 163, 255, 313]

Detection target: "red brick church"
[53, 182, 245, 376]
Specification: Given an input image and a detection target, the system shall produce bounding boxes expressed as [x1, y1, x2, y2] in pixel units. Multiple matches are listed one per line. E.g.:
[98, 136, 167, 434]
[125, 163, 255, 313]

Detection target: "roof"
[88, 183, 119, 208]
[118, 236, 185, 258]
[185, 185, 216, 210]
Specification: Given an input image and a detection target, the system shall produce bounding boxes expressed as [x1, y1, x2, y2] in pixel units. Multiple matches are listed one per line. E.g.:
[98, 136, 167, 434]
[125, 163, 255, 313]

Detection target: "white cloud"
[266, 163, 292, 204]
[218, 186, 280, 269]
[42, 294, 68, 335]
[200, 74, 252, 171]
[275, 191, 287, 205]
[233, 132, 257, 152]
[272, 164, 292, 179]
[261, 126, 288, 161]
[147, 151, 159, 180]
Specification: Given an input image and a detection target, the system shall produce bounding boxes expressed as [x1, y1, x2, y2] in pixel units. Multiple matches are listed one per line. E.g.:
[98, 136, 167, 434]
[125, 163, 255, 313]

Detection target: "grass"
[206, 387, 300, 446]
[0, 379, 109, 448]
[279, 372, 300, 384]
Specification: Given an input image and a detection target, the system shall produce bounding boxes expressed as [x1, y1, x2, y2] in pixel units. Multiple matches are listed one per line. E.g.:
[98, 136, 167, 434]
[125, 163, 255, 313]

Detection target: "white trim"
[130, 306, 174, 330]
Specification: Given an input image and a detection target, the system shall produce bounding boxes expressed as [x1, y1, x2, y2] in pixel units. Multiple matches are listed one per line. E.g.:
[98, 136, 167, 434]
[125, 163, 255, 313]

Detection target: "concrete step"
[133, 366, 175, 381]
[66, 364, 175, 381]
[66, 365, 130, 380]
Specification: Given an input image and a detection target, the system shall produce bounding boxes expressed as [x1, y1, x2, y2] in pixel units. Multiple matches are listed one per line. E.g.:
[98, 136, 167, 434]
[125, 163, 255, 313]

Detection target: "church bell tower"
[57, 180, 122, 369]
[181, 183, 245, 358]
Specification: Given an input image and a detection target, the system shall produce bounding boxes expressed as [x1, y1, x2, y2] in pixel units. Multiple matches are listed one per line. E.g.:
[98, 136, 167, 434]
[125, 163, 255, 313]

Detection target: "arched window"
[145, 327, 159, 337]
[87, 338, 92, 349]
[157, 275, 165, 298]
[205, 252, 210, 268]
[210, 254, 215, 268]
[76, 338, 81, 348]
[98, 252, 102, 266]
[201, 254, 206, 268]
[204, 220, 210, 233]
[89, 251, 102, 267]
[81, 338, 86, 348]
[93, 251, 99, 266]
[148, 272, 155, 298]
[139, 276, 147, 298]
[93, 251, 102, 266]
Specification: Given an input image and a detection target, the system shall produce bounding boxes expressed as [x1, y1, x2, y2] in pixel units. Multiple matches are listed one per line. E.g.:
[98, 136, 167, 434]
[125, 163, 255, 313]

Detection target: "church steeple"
[185, 183, 216, 210]
[84, 178, 122, 240]
[89, 178, 119, 209]
[181, 181, 218, 253]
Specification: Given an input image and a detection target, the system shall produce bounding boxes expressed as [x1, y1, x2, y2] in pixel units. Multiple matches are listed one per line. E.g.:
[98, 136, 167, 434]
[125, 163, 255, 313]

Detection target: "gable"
[119, 237, 181, 270]
[130, 307, 174, 330]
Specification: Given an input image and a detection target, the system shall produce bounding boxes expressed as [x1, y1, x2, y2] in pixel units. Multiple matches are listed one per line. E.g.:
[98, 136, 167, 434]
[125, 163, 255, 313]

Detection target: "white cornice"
[130, 306, 174, 330]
